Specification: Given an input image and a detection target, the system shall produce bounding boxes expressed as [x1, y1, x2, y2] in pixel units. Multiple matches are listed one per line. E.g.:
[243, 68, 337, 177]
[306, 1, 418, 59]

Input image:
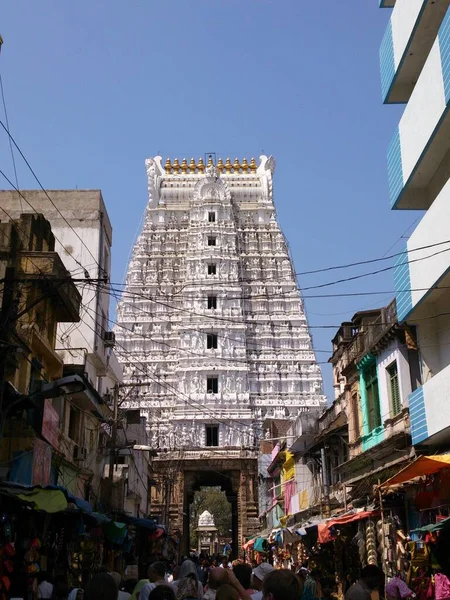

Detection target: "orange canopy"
[380, 455, 450, 490]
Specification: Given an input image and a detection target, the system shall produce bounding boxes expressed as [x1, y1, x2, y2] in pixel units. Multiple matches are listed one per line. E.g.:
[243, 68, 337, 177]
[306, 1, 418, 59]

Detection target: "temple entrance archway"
[187, 474, 235, 557]
[149, 452, 259, 558]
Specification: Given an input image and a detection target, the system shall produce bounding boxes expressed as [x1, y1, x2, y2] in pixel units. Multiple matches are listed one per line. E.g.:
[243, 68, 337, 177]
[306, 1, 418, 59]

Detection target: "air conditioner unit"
[103, 331, 116, 348]
[73, 446, 87, 462]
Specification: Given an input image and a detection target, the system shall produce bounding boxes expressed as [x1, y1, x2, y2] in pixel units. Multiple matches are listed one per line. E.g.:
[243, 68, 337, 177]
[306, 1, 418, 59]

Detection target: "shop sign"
[32, 438, 52, 486]
[42, 399, 60, 449]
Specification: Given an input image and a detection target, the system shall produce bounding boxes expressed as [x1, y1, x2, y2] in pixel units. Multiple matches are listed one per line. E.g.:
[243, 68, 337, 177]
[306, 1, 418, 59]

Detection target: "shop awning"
[16, 489, 68, 513]
[318, 510, 380, 544]
[380, 455, 450, 490]
[411, 517, 450, 533]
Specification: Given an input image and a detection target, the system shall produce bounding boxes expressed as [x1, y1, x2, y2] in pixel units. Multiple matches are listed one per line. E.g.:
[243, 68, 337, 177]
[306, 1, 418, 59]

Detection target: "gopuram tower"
[115, 155, 325, 552]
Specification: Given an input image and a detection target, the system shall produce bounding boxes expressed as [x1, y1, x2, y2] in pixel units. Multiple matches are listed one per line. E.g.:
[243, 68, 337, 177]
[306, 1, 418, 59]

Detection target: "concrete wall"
[0, 190, 121, 391]
[407, 179, 450, 312]
[392, 0, 426, 68]
[399, 40, 446, 182]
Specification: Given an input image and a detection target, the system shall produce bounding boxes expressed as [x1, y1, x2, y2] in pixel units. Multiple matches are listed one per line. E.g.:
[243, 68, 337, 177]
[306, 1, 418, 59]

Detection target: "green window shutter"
[365, 363, 381, 431]
[387, 361, 401, 416]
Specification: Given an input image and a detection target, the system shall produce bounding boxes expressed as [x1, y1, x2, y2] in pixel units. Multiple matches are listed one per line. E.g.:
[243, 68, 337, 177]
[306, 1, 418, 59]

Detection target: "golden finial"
[241, 158, 249, 173]
[173, 158, 180, 173]
[250, 157, 257, 173]
[225, 158, 232, 173]
[181, 158, 188, 173]
[164, 158, 172, 174]
[217, 158, 224, 173]
[197, 158, 205, 173]
[189, 158, 196, 173]
[233, 158, 240, 173]
[207, 155, 214, 168]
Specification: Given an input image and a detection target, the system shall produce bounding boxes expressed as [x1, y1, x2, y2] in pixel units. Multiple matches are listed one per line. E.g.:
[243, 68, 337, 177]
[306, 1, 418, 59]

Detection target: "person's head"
[262, 569, 302, 600]
[252, 563, 275, 591]
[221, 557, 229, 568]
[296, 570, 306, 583]
[208, 567, 228, 590]
[85, 574, 118, 600]
[178, 560, 198, 582]
[360, 565, 383, 591]
[148, 562, 166, 583]
[233, 563, 252, 590]
[216, 584, 239, 600]
[148, 586, 175, 600]
[109, 573, 122, 590]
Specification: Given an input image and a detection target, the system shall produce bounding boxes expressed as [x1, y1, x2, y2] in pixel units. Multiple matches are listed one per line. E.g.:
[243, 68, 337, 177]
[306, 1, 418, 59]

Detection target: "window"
[364, 364, 381, 431]
[208, 236, 217, 246]
[206, 425, 219, 447]
[208, 211, 216, 223]
[207, 376, 218, 394]
[207, 295, 217, 310]
[208, 264, 217, 275]
[387, 361, 401, 416]
[207, 333, 218, 349]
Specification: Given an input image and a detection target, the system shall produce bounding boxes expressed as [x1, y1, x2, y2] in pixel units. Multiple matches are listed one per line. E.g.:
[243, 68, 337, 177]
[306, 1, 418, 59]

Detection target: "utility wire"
[0, 73, 20, 209]
[0, 169, 95, 278]
[0, 125, 104, 276]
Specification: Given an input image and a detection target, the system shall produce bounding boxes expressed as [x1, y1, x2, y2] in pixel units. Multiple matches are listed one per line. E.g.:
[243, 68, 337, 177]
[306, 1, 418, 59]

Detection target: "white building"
[115, 156, 326, 452]
[380, 1, 450, 447]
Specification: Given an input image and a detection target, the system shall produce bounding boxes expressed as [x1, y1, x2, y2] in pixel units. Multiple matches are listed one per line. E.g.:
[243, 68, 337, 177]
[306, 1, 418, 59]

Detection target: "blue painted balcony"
[387, 7, 450, 209]
[380, 0, 450, 104]
[409, 363, 450, 446]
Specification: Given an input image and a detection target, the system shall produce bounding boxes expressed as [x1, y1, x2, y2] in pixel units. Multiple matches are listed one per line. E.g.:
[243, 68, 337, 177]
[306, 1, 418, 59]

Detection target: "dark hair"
[150, 562, 166, 579]
[233, 563, 252, 590]
[84, 574, 118, 600]
[360, 565, 383, 591]
[148, 586, 175, 600]
[262, 569, 301, 600]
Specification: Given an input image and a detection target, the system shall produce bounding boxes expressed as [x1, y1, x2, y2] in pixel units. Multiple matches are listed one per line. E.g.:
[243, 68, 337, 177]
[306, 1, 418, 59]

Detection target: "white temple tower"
[115, 155, 325, 453]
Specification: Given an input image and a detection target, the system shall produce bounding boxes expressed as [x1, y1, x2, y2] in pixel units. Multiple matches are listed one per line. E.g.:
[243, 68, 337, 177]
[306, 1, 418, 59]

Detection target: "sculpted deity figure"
[191, 374, 200, 393]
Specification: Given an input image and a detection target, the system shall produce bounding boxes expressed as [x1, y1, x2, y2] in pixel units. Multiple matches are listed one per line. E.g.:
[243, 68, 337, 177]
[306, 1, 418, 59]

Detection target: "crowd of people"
[34, 557, 387, 600]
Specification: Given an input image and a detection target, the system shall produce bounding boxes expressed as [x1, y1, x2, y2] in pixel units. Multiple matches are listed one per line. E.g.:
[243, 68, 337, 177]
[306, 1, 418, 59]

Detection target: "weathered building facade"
[115, 155, 326, 551]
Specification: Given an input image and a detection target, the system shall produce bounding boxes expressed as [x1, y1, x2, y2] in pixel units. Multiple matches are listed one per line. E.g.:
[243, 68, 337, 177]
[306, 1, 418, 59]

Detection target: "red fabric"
[317, 510, 380, 544]
[284, 481, 295, 515]
[318, 523, 335, 544]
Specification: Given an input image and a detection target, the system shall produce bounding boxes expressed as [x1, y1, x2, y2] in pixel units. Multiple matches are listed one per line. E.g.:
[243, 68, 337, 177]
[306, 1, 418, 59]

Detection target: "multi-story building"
[278, 301, 417, 527]
[0, 213, 83, 488]
[379, 0, 450, 448]
[0, 191, 124, 508]
[116, 155, 326, 552]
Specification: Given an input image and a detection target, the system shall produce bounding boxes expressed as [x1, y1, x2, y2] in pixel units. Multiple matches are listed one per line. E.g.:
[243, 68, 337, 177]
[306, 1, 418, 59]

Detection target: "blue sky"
[0, 0, 420, 400]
